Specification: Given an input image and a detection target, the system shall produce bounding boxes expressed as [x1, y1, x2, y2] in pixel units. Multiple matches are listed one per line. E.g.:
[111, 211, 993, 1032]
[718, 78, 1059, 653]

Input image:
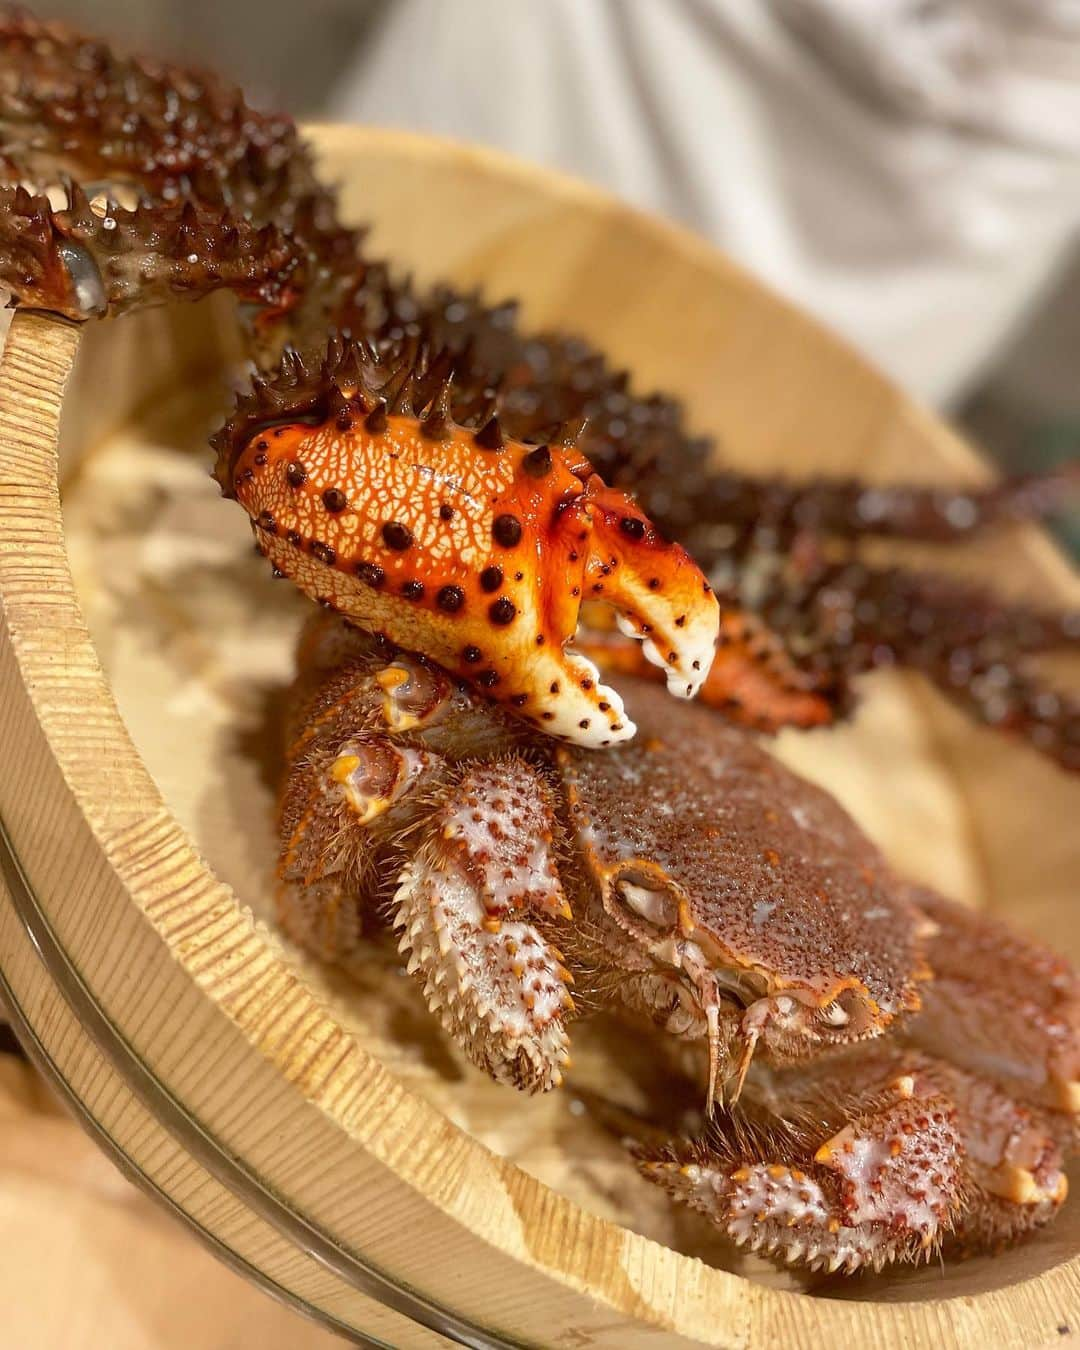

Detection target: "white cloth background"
[333, 0, 1080, 408]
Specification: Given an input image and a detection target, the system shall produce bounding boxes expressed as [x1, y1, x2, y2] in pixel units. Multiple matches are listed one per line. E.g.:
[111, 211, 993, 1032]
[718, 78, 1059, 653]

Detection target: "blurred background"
[31, 0, 1080, 547]
[2, 4, 1079, 1347]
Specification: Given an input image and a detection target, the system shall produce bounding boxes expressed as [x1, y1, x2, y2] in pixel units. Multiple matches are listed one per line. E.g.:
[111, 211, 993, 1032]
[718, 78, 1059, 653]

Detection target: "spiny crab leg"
[639, 1061, 968, 1274]
[217, 337, 719, 748]
[392, 758, 576, 1091]
[637, 1047, 1072, 1272]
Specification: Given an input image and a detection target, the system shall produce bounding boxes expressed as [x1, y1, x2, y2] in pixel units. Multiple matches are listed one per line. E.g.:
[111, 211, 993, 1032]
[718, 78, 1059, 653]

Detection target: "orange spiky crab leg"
[214, 336, 720, 749]
[575, 606, 836, 734]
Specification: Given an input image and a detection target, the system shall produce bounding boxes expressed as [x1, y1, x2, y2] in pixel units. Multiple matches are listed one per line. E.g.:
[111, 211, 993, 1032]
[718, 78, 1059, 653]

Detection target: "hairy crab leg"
[902, 890, 1080, 1119]
[276, 615, 575, 1087]
[640, 1058, 966, 1273]
[275, 654, 453, 963]
[638, 1046, 1070, 1273]
[392, 758, 575, 1092]
[274, 613, 516, 962]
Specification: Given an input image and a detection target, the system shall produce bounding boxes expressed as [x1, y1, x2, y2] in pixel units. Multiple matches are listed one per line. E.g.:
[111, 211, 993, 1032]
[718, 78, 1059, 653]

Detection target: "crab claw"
[220, 337, 719, 749]
[576, 480, 719, 703]
[392, 759, 575, 1091]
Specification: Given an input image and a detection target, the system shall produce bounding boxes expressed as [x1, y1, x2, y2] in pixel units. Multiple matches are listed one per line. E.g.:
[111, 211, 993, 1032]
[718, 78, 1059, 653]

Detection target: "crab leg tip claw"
[582, 480, 720, 709]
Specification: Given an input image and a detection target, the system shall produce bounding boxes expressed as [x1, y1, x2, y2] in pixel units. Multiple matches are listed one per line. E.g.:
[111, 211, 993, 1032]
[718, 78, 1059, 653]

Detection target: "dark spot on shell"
[550, 681, 560, 694]
[286, 529, 302, 547]
[463, 645, 482, 663]
[610, 723, 624, 732]
[356, 561, 384, 588]
[311, 540, 336, 566]
[536, 634, 545, 645]
[648, 577, 661, 590]
[675, 614, 686, 628]
[254, 450, 268, 467]
[541, 711, 554, 721]
[317, 596, 335, 610]
[480, 565, 503, 593]
[401, 580, 425, 600]
[578, 719, 590, 729]
[383, 521, 413, 551]
[323, 488, 348, 513]
[493, 514, 522, 548]
[286, 461, 307, 488]
[437, 585, 465, 612]
[477, 669, 500, 688]
[489, 597, 516, 625]
[581, 678, 593, 691]
[619, 516, 645, 540]
[256, 511, 277, 534]
[271, 566, 285, 579]
[255, 438, 269, 451]
[510, 693, 528, 707]
[598, 701, 610, 712]
[439, 504, 455, 521]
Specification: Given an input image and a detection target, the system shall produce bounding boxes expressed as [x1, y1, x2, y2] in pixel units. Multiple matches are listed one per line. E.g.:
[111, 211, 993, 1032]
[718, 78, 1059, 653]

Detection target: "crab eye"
[615, 874, 679, 928]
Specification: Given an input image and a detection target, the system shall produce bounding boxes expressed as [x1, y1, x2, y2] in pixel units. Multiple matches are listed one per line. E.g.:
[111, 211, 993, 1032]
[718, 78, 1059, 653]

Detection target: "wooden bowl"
[0, 125, 1077, 1348]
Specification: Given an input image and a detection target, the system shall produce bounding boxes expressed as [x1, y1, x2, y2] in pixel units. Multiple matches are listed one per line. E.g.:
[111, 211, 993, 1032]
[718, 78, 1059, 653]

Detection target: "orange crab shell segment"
[232, 409, 719, 746]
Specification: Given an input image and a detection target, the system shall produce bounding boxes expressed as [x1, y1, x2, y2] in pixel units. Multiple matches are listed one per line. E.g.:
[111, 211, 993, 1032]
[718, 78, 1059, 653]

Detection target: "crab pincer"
[213, 336, 720, 749]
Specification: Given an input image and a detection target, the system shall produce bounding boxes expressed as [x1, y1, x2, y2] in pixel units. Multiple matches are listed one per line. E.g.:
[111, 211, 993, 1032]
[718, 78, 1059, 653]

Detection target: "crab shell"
[230, 376, 719, 748]
[554, 680, 929, 1099]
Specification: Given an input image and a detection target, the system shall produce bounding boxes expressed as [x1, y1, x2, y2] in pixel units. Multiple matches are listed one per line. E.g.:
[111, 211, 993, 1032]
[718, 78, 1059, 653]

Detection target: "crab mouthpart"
[705, 999, 724, 1116]
[375, 656, 452, 732]
[330, 740, 429, 824]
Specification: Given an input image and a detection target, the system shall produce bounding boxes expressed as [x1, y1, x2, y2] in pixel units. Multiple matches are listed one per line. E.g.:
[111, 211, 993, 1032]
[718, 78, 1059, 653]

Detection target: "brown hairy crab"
[276, 611, 1079, 1274]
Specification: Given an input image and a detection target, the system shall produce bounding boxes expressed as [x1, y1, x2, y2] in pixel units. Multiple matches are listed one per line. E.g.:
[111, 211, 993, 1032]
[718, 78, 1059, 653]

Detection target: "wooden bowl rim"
[0, 124, 1076, 1347]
